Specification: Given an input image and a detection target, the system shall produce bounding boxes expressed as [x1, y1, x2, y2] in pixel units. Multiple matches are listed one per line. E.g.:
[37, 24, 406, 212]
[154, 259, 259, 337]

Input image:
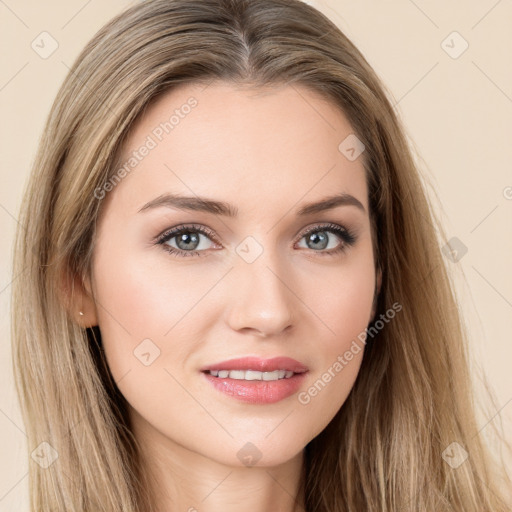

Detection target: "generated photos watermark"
[298, 301, 402, 405]
[94, 96, 198, 200]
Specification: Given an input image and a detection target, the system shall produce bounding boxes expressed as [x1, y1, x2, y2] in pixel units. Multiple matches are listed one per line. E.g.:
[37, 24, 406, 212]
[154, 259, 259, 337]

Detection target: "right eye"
[155, 224, 220, 258]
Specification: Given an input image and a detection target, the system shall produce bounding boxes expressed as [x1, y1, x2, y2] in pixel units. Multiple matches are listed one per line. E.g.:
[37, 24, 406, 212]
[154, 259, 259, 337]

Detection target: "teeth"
[207, 369, 295, 380]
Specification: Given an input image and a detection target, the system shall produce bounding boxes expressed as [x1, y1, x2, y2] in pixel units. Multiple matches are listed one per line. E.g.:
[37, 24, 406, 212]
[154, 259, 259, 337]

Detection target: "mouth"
[200, 356, 309, 404]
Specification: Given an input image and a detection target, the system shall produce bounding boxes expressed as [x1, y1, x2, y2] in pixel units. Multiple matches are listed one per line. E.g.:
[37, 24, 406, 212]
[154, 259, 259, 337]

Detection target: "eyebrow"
[138, 192, 366, 216]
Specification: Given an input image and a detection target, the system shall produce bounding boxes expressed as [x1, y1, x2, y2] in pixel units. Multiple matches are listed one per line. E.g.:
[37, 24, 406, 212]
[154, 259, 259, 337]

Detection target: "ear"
[370, 265, 382, 322]
[58, 267, 99, 328]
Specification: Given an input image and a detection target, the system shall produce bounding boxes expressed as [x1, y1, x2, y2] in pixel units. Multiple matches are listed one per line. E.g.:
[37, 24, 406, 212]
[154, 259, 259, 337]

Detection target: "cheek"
[304, 248, 376, 348]
[90, 247, 219, 449]
[294, 254, 375, 430]
[91, 242, 217, 380]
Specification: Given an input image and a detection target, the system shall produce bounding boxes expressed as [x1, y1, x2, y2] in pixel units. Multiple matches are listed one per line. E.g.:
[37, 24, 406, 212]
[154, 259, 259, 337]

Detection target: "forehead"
[108, 81, 368, 218]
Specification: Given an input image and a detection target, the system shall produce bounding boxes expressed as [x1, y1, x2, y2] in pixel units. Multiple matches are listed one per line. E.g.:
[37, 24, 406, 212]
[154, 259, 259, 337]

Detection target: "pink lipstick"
[201, 356, 308, 404]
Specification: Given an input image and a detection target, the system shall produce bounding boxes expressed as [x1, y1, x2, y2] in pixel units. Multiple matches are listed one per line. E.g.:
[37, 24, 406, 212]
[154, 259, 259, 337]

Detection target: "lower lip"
[201, 371, 308, 404]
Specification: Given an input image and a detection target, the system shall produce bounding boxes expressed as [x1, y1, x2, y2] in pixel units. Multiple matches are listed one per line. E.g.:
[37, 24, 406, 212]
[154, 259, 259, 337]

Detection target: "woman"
[11, 0, 511, 510]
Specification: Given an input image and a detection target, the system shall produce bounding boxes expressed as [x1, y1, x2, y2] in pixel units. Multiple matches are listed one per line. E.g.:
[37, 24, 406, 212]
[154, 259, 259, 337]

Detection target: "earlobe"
[75, 275, 99, 328]
[58, 268, 99, 328]
[376, 266, 382, 295]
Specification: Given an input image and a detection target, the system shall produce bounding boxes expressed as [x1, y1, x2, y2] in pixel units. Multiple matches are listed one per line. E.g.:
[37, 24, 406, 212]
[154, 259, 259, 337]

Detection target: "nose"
[224, 252, 297, 338]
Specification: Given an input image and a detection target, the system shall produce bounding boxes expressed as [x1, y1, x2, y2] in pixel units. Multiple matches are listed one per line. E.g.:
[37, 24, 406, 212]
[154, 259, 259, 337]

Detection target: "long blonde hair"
[12, 0, 511, 510]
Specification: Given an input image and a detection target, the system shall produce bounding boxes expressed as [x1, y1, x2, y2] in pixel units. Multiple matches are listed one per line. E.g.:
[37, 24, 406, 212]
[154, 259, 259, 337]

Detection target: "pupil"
[309, 232, 328, 250]
[178, 232, 199, 250]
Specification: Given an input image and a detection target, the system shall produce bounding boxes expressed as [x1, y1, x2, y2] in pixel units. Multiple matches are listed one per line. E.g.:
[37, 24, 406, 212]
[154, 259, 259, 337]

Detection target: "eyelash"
[155, 222, 357, 258]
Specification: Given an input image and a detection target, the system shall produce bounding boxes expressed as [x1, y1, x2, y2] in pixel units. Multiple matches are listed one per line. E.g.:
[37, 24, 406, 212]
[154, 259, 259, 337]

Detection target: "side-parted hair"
[12, 0, 511, 510]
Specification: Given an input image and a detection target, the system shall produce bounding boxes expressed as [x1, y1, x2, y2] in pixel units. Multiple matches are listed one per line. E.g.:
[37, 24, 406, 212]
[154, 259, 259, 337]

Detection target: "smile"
[205, 369, 295, 380]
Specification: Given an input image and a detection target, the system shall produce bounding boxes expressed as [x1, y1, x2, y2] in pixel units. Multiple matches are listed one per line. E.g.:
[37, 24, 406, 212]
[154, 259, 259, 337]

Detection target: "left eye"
[297, 228, 342, 251]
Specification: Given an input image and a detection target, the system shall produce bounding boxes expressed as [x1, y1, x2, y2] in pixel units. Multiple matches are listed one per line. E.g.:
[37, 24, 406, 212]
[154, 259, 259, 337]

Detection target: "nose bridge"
[225, 235, 296, 336]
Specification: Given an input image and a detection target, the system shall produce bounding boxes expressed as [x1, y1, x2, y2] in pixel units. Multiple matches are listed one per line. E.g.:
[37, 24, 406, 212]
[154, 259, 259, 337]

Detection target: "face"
[83, 81, 379, 468]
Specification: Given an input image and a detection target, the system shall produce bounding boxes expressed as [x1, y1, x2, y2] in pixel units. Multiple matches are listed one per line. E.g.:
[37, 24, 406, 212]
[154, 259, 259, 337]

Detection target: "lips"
[200, 356, 310, 404]
[200, 356, 308, 374]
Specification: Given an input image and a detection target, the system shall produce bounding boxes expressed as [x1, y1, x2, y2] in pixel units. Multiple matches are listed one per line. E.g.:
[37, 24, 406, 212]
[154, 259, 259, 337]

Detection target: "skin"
[75, 81, 382, 512]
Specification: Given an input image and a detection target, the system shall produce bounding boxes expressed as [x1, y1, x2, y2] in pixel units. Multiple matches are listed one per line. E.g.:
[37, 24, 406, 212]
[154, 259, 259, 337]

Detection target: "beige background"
[1, 0, 511, 509]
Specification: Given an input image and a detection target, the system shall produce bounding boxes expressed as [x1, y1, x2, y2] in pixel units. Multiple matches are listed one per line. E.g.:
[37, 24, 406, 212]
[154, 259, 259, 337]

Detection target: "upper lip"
[201, 356, 308, 373]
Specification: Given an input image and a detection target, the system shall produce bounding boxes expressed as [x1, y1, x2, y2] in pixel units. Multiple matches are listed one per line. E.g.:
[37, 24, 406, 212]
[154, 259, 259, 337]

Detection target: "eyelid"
[154, 223, 220, 245]
[299, 222, 351, 238]
[155, 222, 351, 244]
